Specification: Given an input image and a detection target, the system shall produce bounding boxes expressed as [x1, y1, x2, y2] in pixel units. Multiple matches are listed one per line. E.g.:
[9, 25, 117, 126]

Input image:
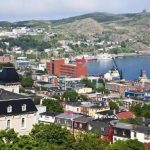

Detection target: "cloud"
[0, 0, 149, 21]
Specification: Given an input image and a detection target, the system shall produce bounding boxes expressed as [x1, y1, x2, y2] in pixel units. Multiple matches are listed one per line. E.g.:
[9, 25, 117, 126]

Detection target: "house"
[35, 105, 46, 123]
[121, 98, 144, 111]
[65, 102, 81, 114]
[0, 89, 37, 135]
[95, 110, 115, 119]
[80, 101, 110, 118]
[39, 112, 60, 124]
[116, 111, 135, 120]
[0, 67, 20, 93]
[55, 113, 83, 130]
[88, 105, 110, 118]
[71, 83, 92, 94]
[73, 116, 93, 134]
[89, 118, 116, 143]
[112, 122, 150, 144]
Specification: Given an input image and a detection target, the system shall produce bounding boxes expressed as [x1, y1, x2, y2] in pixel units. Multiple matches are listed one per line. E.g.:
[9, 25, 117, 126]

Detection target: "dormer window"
[22, 104, 26, 111]
[7, 105, 12, 113]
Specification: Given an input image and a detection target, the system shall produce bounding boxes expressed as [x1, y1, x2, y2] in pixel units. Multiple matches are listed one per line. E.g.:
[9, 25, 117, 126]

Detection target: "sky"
[0, 0, 150, 21]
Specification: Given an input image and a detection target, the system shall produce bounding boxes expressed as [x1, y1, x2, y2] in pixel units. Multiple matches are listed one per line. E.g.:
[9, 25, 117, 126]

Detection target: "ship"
[97, 53, 112, 61]
[75, 55, 96, 63]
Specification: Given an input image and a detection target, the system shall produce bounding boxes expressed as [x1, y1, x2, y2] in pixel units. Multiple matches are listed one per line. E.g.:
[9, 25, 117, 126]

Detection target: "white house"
[39, 112, 60, 124]
[0, 89, 37, 135]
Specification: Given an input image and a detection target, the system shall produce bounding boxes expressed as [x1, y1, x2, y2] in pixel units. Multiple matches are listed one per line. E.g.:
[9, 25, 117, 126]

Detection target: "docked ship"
[97, 53, 112, 61]
[104, 67, 121, 81]
[75, 55, 96, 63]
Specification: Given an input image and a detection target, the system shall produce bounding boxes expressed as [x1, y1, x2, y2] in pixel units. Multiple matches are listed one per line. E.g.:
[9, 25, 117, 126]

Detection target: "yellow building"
[88, 105, 110, 118]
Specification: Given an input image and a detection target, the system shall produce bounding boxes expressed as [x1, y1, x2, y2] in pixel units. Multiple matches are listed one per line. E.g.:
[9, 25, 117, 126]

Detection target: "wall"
[0, 113, 36, 135]
[75, 87, 92, 94]
[0, 84, 19, 93]
[39, 115, 55, 124]
[65, 105, 81, 113]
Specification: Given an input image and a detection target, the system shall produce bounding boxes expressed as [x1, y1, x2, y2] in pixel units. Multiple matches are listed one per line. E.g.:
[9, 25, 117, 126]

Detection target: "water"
[85, 56, 150, 81]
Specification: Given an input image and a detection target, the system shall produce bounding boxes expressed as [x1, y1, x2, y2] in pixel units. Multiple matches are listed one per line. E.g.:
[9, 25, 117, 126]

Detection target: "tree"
[42, 99, 64, 112]
[108, 139, 146, 150]
[30, 124, 76, 150]
[76, 132, 109, 150]
[109, 101, 119, 111]
[62, 90, 78, 101]
[21, 77, 33, 88]
[121, 41, 126, 48]
[81, 78, 94, 88]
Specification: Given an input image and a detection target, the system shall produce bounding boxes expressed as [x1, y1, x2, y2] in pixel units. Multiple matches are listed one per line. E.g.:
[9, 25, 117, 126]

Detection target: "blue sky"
[0, 0, 150, 21]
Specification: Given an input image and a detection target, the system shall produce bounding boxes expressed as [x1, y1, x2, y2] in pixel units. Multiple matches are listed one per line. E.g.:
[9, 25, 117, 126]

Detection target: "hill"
[0, 12, 150, 52]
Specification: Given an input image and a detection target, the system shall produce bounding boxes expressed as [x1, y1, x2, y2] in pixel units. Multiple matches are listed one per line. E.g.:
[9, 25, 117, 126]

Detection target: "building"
[39, 112, 60, 124]
[112, 122, 150, 144]
[46, 59, 87, 77]
[0, 89, 37, 135]
[0, 56, 14, 63]
[65, 102, 81, 114]
[116, 111, 135, 120]
[58, 76, 99, 90]
[80, 101, 109, 118]
[35, 105, 46, 123]
[55, 113, 83, 130]
[106, 82, 130, 94]
[0, 67, 20, 93]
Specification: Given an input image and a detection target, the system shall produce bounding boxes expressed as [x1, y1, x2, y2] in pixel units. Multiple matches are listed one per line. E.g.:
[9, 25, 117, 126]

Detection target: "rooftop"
[40, 111, 60, 117]
[56, 113, 83, 120]
[0, 89, 29, 101]
[116, 111, 135, 119]
[0, 67, 19, 84]
[114, 122, 133, 130]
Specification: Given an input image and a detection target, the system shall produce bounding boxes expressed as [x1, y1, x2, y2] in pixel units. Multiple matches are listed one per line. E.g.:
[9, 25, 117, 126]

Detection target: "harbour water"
[85, 55, 150, 81]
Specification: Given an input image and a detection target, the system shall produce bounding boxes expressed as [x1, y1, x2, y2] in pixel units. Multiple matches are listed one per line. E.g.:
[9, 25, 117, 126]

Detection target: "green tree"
[76, 132, 109, 150]
[62, 90, 78, 101]
[108, 139, 146, 150]
[109, 101, 119, 111]
[121, 41, 126, 48]
[81, 78, 94, 88]
[21, 77, 33, 88]
[30, 124, 76, 150]
[42, 99, 64, 112]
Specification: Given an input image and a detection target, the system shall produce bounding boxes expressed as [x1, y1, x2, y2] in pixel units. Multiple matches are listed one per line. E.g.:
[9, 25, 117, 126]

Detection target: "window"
[21, 118, 25, 128]
[74, 123, 78, 128]
[101, 127, 105, 132]
[45, 116, 49, 120]
[7, 105, 12, 113]
[134, 132, 136, 138]
[22, 104, 26, 111]
[123, 130, 126, 136]
[57, 119, 60, 124]
[114, 129, 117, 134]
[79, 123, 82, 128]
[7, 120, 11, 129]
[144, 134, 150, 140]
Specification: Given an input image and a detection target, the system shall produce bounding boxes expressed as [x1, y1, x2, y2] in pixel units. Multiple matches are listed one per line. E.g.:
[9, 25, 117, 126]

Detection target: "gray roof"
[0, 89, 30, 101]
[56, 113, 83, 120]
[134, 126, 150, 133]
[114, 122, 133, 130]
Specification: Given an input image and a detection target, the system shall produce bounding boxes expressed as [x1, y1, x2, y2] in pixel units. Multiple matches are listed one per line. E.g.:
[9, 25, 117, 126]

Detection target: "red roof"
[116, 111, 135, 119]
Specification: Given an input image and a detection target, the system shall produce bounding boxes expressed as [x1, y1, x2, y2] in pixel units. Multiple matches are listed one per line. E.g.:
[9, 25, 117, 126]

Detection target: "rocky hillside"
[1, 12, 150, 52]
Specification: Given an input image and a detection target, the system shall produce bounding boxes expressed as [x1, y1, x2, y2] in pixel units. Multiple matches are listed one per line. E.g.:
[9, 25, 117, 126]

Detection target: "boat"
[104, 67, 120, 81]
[75, 55, 96, 63]
[97, 53, 112, 60]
